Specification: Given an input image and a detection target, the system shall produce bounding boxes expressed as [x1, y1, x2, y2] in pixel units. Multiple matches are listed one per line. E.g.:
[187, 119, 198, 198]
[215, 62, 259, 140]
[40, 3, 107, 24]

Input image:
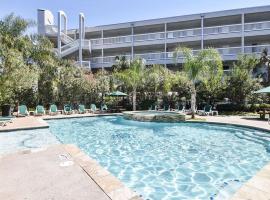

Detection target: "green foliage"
[224, 54, 261, 104]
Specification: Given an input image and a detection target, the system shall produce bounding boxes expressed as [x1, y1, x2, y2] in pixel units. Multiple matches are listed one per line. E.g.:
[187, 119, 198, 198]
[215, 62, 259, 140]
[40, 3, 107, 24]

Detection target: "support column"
[131, 23, 134, 60]
[164, 23, 167, 67]
[57, 12, 62, 57]
[241, 13, 245, 54]
[101, 30, 104, 70]
[201, 15, 204, 50]
[79, 13, 85, 67]
[57, 11, 67, 58]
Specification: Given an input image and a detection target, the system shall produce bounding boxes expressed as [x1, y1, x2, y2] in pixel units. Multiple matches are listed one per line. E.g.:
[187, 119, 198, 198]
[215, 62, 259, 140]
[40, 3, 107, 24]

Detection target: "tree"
[114, 58, 146, 111]
[225, 54, 261, 104]
[174, 47, 223, 118]
[260, 48, 270, 83]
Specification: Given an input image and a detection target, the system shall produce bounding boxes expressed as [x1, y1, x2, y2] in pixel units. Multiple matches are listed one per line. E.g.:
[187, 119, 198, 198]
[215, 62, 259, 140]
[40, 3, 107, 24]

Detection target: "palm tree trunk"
[132, 88, 136, 111]
[191, 85, 196, 119]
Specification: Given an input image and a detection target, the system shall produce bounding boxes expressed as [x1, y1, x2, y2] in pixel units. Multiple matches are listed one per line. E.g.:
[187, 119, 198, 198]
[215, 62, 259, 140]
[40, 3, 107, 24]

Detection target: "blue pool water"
[47, 116, 270, 200]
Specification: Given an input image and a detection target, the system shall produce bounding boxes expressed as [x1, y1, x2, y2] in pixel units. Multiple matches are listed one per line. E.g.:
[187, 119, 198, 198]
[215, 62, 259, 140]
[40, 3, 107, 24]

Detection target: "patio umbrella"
[108, 91, 128, 97]
[254, 86, 270, 94]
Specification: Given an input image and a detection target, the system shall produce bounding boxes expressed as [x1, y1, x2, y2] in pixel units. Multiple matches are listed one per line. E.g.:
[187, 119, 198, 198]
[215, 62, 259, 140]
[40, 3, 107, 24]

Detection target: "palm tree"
[114, 58, 146, 111]
[174, 47, 223, 118]
[260, 48, 270, 83]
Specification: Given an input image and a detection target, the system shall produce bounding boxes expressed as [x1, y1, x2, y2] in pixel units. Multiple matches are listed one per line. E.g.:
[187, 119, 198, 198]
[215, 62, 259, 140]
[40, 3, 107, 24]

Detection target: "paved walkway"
[0, 145, 140, 200]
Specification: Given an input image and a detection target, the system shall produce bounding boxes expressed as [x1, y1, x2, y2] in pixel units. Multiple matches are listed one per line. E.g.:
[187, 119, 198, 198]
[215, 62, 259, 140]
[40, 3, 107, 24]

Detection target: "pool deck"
[0, 144, 141, 200]
[0, 113, 270, 199]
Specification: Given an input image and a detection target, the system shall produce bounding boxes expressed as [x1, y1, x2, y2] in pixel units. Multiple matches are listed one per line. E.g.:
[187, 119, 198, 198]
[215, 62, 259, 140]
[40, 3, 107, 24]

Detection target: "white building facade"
[37, 6, 270, 72]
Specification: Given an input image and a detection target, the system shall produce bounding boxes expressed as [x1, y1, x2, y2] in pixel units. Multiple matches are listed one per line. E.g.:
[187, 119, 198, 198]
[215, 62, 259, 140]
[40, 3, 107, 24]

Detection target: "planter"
[1, 104, 11, 117]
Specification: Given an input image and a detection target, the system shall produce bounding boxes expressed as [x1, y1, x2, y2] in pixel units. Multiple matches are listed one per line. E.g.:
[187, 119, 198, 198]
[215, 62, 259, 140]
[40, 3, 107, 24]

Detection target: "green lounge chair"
[101, 104, 108, 112]
[49, 104, 58, 115]
[64, 104, 73, 115]
[78, 104, 86, 114]
[35, 105, 45, 116]
[148, 105, 157, 111]
[90, 104, 97, 113]
[198, 105, 212, 116]
[18, 105, 29, 116]
[175, 105, 185, 112]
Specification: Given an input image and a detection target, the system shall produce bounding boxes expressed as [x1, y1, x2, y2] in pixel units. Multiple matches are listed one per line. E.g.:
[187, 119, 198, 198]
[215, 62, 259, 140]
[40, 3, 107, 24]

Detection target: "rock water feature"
[123, 111, 186, 122]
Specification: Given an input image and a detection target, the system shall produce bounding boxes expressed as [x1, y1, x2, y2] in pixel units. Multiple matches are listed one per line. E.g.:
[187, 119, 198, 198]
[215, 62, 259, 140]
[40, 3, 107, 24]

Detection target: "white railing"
[134, 32, 165, 42]
[89, 45, 270, 67]
[103, 35, 132, 45]
[245, 21, 270, 32]
[204, 24, 242, 35]
[87, 21, 270, 47]
[61, 40, 79, 52]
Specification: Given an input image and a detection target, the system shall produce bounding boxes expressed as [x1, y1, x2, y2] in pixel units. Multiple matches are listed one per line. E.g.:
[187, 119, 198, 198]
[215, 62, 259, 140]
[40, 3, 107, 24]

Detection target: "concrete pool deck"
[0, 144, 141, 200]
[0, 113, 270, 199]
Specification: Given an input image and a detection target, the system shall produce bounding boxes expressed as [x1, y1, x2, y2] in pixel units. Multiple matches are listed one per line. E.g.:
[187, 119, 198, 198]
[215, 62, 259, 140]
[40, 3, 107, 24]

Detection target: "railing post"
[164, 23, 167, 67]
[201, 15, 204, 50]
[79, 13, 85, 67]
[131, 23, 134, 60]
[241, 13, 245, 54]
[101, 30, 104, 70]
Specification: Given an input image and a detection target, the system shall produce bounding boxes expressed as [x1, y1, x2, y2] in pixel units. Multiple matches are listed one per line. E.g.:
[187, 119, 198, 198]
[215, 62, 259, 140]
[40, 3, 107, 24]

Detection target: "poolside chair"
[101, 104, 108, 112]
[90, 104, 97, 113]
[18, 105, 29, 117]
[174, 105, 185, 112]
[49, 104, 58, 115]
[198, 105, 212, 116]
[164, 105, 171, 111]
[78, 104, 86, 114]
[35, 105, 45, 116]
[64, 104, 73, 115]
[148, 105, 157, 111]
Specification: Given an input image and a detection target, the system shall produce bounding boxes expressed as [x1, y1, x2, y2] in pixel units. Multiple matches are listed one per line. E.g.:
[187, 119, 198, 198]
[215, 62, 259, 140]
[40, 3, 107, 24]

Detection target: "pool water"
[47, 116, 270, 200]
[0, 129, 59, 155]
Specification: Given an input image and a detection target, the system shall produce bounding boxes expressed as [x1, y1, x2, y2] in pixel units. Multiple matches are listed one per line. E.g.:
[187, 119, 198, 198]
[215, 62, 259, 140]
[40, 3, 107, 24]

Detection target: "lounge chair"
[148, 105, 157, 111]
[174, 105, 185, 112]
[64, 104, 73, 115]
[90, 104, 97, 113]
[49, 104, 58, 115]
[35, 105, 45, 116]
[101, 104, 108, 112]
[78, 104, 86, 114]
[18, 105, 29, 116]
[198, 105, 212, 116]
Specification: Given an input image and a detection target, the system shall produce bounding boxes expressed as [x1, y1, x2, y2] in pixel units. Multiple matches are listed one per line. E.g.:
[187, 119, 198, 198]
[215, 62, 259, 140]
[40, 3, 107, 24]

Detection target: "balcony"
[88, 44, 270, 68]
[89, 21, 270, 48]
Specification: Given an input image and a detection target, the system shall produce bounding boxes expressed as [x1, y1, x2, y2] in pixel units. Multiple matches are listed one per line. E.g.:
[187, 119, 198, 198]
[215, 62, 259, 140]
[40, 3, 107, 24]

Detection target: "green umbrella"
[254, 86, 270, 94]
[108, 91, 128, 97]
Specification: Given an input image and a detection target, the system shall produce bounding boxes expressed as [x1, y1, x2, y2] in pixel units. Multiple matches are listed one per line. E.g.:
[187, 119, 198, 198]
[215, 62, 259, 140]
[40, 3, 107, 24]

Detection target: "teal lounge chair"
[175, 105, 185, 112]
[18, 105, 29, 116]
[101, 104, 108, 112]
[90, 104, 97, 113]
[49, 104, 58, 115]
[198, 105, 212, 116]
[78, 104, 86, 114]
[148, 105, 157, 111]
[35, 105, 45, 116]
[64, 104, 73, 115]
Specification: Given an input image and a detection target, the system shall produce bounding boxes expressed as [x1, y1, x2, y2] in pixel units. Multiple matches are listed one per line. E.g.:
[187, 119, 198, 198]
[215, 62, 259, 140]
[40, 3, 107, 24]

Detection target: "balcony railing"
[89, 21, 270, 47]
[89, 45, 270, 67]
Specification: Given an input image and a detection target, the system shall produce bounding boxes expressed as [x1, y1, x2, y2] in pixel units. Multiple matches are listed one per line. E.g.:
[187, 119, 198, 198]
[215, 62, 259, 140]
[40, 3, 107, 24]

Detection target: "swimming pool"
[47, 116, 270, 200]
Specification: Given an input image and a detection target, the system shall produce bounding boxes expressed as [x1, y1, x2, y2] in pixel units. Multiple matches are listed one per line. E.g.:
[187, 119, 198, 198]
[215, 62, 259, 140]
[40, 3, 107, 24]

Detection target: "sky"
[0, 0, 269, 32]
